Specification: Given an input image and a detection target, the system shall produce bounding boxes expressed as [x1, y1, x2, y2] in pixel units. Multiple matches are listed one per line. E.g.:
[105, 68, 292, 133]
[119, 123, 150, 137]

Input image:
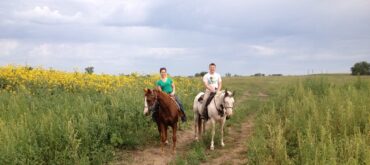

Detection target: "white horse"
[193, 89, 235, 150]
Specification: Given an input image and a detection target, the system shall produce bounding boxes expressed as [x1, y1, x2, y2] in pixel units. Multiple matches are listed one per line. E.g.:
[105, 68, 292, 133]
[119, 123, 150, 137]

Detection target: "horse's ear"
[225, 88, 229, 97]
[144, 88, 152, 93]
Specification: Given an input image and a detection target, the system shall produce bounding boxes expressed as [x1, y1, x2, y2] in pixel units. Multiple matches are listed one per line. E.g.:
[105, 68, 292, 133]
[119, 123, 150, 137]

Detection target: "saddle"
[169, 96, 181, 110]
[198, 92, 223, 119]
[198, 93, 216, 105]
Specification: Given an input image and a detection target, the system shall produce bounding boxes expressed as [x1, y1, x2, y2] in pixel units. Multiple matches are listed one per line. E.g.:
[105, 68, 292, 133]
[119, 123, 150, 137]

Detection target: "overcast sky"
[0, 0, 369, 76]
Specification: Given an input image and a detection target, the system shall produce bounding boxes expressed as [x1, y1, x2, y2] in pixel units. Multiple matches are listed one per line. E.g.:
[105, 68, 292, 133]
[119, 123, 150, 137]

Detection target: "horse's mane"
[153, 89, 177, 109]
[153, 89, 169, 98]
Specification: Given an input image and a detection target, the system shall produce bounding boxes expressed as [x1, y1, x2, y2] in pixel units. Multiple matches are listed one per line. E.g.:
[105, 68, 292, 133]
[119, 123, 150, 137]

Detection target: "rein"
[213, 92, 233, 117]
[148, 91, 178, 114]
[146, 91, 158, 112]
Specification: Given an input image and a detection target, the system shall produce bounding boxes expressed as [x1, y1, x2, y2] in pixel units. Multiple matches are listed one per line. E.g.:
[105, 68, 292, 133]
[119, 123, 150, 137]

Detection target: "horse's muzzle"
[144, 108, 150, 116]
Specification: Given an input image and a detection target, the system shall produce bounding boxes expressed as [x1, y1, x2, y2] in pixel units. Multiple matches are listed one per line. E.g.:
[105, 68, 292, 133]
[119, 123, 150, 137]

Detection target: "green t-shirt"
[156, 78, 173, 94]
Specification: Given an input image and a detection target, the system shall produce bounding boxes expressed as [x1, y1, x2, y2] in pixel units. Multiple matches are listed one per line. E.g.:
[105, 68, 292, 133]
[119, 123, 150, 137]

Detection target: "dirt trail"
[111, 124, 196, 165]
[111, 90, 259, 165]
[201, 115, 255, 165]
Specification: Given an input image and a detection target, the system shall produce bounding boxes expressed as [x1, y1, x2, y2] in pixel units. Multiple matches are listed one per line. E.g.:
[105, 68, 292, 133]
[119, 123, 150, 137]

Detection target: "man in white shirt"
[201, 63, 222, 119]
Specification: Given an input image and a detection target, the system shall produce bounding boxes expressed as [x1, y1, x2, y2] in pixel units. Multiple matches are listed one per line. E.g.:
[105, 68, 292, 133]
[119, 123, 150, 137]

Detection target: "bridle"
[145, 91, 158, 112]
[214, 92, 234, 116]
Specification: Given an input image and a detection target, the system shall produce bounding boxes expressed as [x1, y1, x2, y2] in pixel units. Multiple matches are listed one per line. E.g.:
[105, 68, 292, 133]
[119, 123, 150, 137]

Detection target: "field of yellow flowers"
[0, 65, 199, 93]
[0, 65, 203, 164]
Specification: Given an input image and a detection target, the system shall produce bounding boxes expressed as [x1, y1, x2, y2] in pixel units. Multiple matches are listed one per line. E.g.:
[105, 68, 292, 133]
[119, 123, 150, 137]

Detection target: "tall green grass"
[0, 78, 201, 164]
[248, 76, 370, 164]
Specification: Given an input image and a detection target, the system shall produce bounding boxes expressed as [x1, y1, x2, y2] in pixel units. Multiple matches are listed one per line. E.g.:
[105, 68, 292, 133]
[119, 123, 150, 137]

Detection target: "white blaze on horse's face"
[224, 92, 235, 116]
[144, 96, 149, 116]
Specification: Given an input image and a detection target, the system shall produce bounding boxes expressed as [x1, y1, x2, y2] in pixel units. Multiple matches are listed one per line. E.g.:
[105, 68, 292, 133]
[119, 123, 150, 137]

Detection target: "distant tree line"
[253, 73, 283, 77]
[85, 66, 94, 74]
[351, 61, 370, 75]
[194, 71, 207, 77]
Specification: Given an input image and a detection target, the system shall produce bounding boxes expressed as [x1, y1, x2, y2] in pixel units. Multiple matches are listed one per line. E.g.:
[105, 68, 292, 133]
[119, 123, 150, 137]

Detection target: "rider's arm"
[217, 75, 222, 92]
[157, 86, 162, 91]
[203, 81, 214, 92]
[218, 81, 222, 92]
[156, 81, 162, 91]
[171, 81, 176, 95]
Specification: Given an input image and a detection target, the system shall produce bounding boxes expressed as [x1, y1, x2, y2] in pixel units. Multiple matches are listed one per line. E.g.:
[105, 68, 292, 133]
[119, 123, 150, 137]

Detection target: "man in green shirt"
[154, 67, 187, 122]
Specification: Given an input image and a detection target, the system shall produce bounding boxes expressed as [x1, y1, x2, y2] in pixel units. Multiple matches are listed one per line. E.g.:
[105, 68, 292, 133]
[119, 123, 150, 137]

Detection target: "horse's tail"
[193, 92, 204, 113]
[193, 92, 205, 137]
[197, 112, 202, 133]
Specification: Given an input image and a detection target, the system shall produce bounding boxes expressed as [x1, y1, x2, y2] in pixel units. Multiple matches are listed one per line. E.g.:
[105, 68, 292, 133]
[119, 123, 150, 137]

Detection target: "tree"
[24, 66, 33, 71]
[195, 71, 207, 77]
[225, 73, 232, 77]
[351, 61, 370, 75]
[254, 73, 265, 77]
[85, 66, 94, 74]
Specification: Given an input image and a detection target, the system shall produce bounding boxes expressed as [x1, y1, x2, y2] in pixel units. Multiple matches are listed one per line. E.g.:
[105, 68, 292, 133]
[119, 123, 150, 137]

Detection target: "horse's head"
[143, 88, 158, 116]
[223, 89, 235, 117]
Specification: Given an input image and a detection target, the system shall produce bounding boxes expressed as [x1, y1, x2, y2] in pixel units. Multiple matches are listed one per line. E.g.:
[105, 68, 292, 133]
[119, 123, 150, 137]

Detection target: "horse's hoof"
[194, 137, 199, 141]
[221, 143, 225, 147]
[210, 146, 214, 150]
[165, 140, 169, 145]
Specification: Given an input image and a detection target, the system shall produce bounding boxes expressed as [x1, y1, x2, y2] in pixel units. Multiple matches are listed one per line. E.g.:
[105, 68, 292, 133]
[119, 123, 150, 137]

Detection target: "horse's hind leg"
[172, 124, 177, 154]
[202, 119, 206, 134]
[178, 119, 182, 130]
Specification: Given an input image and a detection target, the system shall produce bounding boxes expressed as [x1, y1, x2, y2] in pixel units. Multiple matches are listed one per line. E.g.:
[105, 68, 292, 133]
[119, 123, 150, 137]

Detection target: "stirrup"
[200, 111, 208, 120]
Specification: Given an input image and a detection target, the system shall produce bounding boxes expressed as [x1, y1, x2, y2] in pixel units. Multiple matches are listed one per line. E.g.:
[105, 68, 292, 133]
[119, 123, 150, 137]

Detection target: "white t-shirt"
[203, 72, 222, 90]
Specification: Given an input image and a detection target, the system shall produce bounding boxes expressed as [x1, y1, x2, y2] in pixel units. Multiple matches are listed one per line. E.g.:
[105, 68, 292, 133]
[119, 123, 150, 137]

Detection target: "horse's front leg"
[221, 118, 226, 147]
[164, 126, 169, 145]
[210, 119, 216, 150]
[159, 124, 166, 153]
[172, 124, 177, 154]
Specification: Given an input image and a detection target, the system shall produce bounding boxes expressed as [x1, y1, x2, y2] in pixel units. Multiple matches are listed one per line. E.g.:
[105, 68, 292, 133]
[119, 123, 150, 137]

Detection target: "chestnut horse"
[143, 88, 181, 153]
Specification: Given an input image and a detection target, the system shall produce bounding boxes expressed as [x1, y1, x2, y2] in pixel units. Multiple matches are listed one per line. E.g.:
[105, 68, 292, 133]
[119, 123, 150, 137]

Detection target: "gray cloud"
[0, 0, 370, 76]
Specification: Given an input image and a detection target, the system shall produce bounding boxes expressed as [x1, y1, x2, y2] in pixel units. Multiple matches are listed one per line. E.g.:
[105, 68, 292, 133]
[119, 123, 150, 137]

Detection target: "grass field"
[1, 65, 369, 164]
[172, 76, 370, 165]
[247, 76, 370, 165]
[0, 65, 202, 164]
